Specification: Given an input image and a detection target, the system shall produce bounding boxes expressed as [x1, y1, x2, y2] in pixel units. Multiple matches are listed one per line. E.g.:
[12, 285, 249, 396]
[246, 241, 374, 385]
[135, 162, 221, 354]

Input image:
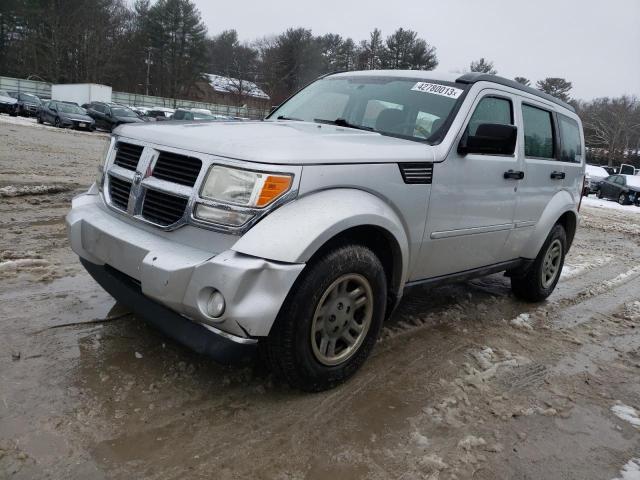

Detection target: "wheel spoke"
[327, 339, 336, 357]
[354, 295, 367, 309]
[348, 287, 363, 299]
[314, 318, 325, 332]
[319, 336, 328, 355]
[342, 331, 357, 346]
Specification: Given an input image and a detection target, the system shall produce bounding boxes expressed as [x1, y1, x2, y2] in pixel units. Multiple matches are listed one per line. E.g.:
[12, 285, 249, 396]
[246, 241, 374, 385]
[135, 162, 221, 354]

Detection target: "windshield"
[22, 93, 40, 103]
[586, 165, 609, 177]
[111, 107, 138, 118]
[269, 75, 466, 143]
[0, 90, 10, 97]
[58, 103, 85, 114]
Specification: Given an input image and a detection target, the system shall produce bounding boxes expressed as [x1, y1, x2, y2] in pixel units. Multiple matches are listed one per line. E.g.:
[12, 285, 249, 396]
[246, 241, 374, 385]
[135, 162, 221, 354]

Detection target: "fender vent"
[398, 163, 434, 184]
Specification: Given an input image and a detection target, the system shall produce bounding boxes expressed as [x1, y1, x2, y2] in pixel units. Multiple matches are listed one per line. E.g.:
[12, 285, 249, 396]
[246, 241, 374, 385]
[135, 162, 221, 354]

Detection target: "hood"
[116, 120, 434, 165]
[63, 113, 93, 122]
[0, 95, 17, 104]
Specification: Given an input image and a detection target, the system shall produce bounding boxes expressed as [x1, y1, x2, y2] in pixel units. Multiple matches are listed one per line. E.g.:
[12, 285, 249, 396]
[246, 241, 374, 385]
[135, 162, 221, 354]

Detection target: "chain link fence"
[0, 76, 269, 119]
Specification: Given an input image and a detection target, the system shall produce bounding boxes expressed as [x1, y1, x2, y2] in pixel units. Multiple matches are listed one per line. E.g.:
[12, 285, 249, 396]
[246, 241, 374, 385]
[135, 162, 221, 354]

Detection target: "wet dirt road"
[1, 119, 640, 479]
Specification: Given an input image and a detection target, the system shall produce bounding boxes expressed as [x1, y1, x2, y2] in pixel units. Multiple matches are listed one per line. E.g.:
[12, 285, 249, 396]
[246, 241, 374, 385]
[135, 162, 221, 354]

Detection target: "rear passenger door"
[557, 113, 584, 201]
[509, 101, 563, 255]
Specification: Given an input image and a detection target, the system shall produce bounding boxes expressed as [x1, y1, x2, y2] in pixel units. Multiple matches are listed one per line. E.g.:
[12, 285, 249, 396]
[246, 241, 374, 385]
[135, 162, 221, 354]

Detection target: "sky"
[192, 0, 640, 100]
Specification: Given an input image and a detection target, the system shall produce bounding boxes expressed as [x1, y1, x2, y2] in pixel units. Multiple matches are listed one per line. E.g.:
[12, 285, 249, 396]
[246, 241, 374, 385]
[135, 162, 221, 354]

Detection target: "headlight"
[195, 165, 293, 227]
[200, 165, 292, 208]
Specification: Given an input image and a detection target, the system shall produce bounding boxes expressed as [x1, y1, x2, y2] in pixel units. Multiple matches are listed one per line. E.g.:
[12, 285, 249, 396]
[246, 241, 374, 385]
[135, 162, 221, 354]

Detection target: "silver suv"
[67, 70, 584, 391]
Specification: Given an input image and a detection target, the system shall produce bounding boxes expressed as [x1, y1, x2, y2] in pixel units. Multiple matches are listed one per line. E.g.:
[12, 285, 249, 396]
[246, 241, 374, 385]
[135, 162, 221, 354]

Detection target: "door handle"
[504, 170, 524, 180]
[550, 171, 565, 180]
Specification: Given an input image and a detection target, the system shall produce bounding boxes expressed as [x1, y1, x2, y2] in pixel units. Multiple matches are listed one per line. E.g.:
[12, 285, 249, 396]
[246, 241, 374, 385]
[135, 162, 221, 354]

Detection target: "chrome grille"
[114, 142, 143, 171]
[108, 176, 132, 210]
[141, 189, 188, 226]
[153, 151, 202, 187]
[398, 163, 434, 184]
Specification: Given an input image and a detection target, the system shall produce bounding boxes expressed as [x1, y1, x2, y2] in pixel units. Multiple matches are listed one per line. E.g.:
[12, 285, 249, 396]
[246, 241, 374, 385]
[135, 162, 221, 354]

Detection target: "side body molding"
[232, 189, 410, 294]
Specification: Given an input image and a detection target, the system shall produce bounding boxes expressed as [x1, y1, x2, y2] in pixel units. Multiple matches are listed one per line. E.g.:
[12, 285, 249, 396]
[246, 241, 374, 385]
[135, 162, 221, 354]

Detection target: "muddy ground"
[1, 117, 640, 480]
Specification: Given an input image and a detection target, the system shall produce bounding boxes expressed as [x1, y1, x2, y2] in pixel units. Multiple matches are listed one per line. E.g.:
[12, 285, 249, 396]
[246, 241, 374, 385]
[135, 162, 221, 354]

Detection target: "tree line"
[1, 0, 637, 165]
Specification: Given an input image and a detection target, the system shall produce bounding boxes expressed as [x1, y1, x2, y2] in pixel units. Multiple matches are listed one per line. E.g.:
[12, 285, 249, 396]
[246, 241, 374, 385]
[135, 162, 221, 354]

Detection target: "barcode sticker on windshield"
[412, 82, 463, 99]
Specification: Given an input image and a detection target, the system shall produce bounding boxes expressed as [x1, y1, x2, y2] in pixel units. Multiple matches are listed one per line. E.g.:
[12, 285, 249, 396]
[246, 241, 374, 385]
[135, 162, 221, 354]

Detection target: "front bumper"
[81, 257, 256, 363]
[66, 190, 305, 344]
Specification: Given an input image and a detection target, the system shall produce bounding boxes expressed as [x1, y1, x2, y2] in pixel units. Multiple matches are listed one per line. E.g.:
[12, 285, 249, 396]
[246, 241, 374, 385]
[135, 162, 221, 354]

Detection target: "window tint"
[522, 105, 554, 158]
[468, 97, 512, 135]
[614, 176, 625, 185]
[93, 104, 105, 113]
[558, 115, 582, 163]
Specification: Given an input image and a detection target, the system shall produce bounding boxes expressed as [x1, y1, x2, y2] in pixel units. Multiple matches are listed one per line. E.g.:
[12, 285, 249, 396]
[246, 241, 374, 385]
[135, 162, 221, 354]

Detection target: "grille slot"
[153, 151, 202, 187]
[141, 189, 188, 226]
[108, 176, 132, 211]
[398, 163, 434, 184]
[114, 142, 144, 171]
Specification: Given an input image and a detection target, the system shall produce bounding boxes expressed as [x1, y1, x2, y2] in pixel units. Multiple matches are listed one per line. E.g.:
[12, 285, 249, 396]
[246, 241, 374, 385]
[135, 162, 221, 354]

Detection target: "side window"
[522, 104, 554, 158]
[467, 96, 512, 135]
[614, 176, 625, 185]
[173, 110, 184, 120]
[93, 104, 104, 113]
[558, 115, 582, 163]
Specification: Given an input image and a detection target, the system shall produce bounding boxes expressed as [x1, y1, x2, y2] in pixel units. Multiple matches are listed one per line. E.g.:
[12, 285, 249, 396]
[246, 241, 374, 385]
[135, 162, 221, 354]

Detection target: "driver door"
[412, 91, 520, 280]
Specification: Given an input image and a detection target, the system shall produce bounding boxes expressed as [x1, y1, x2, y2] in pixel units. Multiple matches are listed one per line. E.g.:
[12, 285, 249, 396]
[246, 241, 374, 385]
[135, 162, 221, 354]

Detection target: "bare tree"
[514, 77, 531, 86]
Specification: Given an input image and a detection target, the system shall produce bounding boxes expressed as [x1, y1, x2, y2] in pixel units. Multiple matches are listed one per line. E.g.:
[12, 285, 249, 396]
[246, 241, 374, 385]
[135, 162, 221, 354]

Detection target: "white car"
[67, 71, 585, 391]
[584, 164, 610, 195]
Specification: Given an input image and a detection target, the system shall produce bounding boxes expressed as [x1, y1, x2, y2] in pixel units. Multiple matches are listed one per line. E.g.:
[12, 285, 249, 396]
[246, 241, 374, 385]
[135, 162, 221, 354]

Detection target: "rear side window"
[558, 115, 582, 163]
[522, 104, 554, 158]
[468, 96, 512, 135]
[614, 176, 625, 185]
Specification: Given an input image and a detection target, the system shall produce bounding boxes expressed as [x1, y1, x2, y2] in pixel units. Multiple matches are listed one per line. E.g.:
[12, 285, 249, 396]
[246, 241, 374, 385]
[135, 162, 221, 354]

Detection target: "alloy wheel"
[541, 239, 562, 289]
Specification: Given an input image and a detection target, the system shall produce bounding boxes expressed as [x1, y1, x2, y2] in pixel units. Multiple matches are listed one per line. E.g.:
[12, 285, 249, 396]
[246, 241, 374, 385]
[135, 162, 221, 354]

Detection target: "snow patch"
[623, 301, 640, 321]
[0, 258, 50, 273]
[582, 196, 640, 215]
[410, 431, 430, 447]
[612, 458, 640, 480]
[510, 313, 533, 330]
[561, 253, 614, 280]
[612, 403, 640, 428]
[0, 184, 73, 198]
[204, 73, 269, 99]
[457, 435, 486, 451]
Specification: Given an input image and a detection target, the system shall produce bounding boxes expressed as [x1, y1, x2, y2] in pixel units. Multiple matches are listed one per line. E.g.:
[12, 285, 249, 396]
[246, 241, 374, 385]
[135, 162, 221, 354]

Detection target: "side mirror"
[458, 123, 517, 156]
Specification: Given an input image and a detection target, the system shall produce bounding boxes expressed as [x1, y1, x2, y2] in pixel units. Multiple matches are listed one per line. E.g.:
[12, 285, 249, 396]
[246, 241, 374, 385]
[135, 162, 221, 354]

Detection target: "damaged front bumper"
[66, 190, 305, 360]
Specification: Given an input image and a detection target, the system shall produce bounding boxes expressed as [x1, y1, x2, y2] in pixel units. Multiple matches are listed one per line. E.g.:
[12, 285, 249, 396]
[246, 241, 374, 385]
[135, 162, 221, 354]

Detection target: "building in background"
[190, 73, 270, 110]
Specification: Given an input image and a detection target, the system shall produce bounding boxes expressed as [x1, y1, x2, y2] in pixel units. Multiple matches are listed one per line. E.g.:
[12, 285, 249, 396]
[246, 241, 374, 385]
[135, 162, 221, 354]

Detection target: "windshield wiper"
[313, 118, 374, 132]
[276, 115, 302, 121]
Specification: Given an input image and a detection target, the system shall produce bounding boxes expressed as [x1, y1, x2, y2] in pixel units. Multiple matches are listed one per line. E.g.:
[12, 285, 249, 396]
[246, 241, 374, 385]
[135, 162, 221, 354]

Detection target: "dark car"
[597, 174, 640, 206]
[172, 108, 225, 121]
[9, 92, 42, 117]
[38, 100, 95, 131]
[0, 90, 18, 115]
[85, 102, 143, 131]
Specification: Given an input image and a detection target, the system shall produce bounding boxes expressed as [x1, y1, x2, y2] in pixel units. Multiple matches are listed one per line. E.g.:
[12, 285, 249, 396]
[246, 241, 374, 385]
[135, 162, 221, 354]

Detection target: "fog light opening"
[206, 290, 226, 318]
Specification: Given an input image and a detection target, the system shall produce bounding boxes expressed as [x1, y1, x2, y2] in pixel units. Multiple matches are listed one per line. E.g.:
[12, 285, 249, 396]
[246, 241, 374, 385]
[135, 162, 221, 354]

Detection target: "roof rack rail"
[455, 73, 575, 112]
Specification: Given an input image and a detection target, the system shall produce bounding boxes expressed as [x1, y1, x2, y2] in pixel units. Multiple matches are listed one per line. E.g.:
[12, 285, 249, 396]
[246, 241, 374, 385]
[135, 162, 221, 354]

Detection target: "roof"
[204, 74, 269, 100]
[330, 70, 575, 112]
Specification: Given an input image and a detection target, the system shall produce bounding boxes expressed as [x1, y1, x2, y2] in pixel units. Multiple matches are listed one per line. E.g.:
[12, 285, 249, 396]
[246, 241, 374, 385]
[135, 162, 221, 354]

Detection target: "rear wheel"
[54, 117, 61, 128]
[597, 189, 603, 199]
[263, 244, 387, 391]
[619, 193, 629, 205]
[511, 224, 566, 302]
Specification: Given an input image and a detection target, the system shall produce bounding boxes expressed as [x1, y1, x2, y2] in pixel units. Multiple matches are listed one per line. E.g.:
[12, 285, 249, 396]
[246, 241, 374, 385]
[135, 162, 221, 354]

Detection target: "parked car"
[619, 164, 636, 175]
[597, 174, 640, 205]
[85, 102, 143, 131]
[9, 92, 42, 117]
[38, 100, 95, 131]
[67, 70, 584, 391]
[602, 166, 616, 175]
[0, 90, 17, 115]
[172, 108, 227, 121]
[145, 108, 175, 121]
[583, 164, 610, 195]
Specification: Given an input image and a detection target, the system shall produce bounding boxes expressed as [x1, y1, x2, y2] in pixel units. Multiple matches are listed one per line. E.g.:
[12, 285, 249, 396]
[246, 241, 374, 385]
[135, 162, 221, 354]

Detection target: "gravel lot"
[1, 115, 640, 479]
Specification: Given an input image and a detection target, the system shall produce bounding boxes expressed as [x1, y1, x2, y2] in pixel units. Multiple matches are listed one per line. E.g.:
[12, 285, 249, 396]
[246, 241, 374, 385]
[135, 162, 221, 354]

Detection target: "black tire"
[597, 189, 603, 199]
[618, 193, 629, 205]
[54, 117, 61, 128]
[263, 244, 387, 392]
[511, 224, 567, 302]
[37, 115, 43, 124]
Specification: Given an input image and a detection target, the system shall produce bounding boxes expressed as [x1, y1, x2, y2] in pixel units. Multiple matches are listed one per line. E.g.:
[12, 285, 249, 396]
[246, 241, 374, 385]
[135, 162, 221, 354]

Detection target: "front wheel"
[597, 189, 603, 199]
[54, 117, 61, 128]
[511, 224, 566, 302]
[263, 244, 387, 391]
